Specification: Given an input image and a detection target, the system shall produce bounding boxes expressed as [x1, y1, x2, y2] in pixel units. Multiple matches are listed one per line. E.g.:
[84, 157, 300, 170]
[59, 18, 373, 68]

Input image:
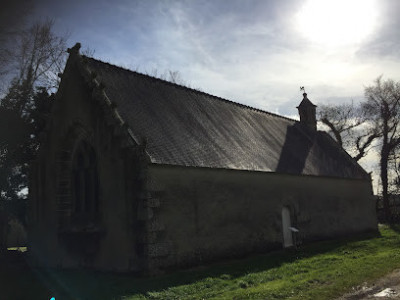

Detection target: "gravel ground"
[337, 269, 400, 300]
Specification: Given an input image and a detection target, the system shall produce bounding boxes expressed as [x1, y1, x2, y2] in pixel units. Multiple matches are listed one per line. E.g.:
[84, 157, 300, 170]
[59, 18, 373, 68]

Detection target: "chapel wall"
[144, 164, 377, 271]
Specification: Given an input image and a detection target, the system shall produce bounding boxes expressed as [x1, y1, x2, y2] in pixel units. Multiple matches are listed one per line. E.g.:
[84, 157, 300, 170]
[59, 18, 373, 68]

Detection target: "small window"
[72, 141, 99, 218]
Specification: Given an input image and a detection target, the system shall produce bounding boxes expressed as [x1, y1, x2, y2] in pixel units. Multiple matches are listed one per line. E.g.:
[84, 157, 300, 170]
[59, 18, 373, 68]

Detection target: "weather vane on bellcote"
[300, 86, 306, 94]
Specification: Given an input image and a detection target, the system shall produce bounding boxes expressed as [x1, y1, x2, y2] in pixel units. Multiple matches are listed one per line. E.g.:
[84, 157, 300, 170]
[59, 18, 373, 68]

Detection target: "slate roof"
[76, 54, 368, 180]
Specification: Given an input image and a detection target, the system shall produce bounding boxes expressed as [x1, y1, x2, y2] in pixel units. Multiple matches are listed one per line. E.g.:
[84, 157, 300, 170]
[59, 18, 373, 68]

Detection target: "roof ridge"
[82, 55, 296, 123]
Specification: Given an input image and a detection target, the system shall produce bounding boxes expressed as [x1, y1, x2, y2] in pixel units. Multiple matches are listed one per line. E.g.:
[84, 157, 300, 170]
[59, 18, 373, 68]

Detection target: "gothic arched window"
[72, 141, 99, 218]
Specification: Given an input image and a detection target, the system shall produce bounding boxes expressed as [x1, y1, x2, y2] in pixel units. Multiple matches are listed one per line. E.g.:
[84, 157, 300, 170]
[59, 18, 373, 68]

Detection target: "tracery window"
[71, 141, 99, 218]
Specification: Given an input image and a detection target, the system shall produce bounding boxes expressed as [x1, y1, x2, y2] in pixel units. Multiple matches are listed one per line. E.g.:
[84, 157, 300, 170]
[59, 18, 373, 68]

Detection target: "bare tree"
[81, 47, 96, 57]
[0, 18, 67, 182]
[0, 19, 67, 93]
[145, 68, 201, 89]
[14, 19, 67, 90]
[390, 150, 400, 194]
[318, 102, 379, 161]
[0, 0, 33, 91]
[364, 77, 400, 220]
[318, 77, 400, 221]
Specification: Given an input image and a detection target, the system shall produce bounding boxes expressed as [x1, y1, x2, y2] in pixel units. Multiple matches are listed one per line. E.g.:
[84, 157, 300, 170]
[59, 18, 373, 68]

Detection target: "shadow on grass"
[5, 231, 379, 300]
[388, 223, 400, 233]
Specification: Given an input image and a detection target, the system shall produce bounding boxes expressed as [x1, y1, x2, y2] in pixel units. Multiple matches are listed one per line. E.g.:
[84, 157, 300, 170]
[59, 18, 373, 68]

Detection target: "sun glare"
[296, 0, 378, 47]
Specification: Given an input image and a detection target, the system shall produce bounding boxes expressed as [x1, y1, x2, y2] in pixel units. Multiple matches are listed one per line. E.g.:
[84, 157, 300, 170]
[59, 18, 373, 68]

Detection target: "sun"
[296, 0, 378, 47]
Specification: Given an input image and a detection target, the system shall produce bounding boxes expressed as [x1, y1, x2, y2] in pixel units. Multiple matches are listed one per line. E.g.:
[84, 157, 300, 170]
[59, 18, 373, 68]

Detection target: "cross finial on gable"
[67, 42, 81, 55]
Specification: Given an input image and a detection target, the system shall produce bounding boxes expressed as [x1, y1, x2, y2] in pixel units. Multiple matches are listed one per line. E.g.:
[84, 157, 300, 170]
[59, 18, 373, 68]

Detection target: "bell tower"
[297, 91, 317, 131]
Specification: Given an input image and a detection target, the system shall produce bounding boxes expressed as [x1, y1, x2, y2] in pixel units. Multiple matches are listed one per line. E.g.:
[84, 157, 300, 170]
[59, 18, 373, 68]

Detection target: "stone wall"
[144, 164, 377, 271]
[29, 56, 143, 271]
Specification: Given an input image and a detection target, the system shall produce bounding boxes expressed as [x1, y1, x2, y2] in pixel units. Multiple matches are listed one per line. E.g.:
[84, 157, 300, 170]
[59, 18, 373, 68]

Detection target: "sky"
[2, 0, 400, 188]
[13, 0, 397, 115]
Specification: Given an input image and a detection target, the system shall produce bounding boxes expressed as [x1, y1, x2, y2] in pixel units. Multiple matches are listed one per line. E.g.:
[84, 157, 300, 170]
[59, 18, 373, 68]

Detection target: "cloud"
[356, 0, 400, 60]
[29, 0, 400, 119]
[0, 0, 34, 33]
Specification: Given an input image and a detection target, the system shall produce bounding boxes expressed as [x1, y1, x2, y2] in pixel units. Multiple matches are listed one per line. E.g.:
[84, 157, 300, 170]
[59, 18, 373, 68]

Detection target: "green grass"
[3, 225, 400, 300]
[7, 247, 27, 252]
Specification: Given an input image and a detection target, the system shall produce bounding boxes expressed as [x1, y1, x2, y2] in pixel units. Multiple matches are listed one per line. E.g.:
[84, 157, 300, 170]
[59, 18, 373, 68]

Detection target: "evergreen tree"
[0, 19, 66, 249]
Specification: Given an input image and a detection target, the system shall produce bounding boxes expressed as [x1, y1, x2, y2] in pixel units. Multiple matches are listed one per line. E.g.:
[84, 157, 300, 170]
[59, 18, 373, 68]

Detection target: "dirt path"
[337, 269, 400, 299]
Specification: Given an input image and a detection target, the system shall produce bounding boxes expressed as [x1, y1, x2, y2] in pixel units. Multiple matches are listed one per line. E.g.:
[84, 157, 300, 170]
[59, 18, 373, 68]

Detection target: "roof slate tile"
[83, 56, 368, 179]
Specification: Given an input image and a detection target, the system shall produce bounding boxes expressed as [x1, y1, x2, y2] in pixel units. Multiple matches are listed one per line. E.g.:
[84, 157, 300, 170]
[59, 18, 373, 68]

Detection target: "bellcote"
[297, 92, 317, 131]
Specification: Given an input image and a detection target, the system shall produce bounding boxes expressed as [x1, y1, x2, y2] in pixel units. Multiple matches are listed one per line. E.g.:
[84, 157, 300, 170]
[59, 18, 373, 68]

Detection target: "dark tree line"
[0, 19, 67, 250]
[319, 77, 400, 221]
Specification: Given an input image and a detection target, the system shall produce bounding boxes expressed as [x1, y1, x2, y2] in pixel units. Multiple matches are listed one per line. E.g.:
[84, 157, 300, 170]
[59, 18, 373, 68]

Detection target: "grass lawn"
[2, 224, 400, 300]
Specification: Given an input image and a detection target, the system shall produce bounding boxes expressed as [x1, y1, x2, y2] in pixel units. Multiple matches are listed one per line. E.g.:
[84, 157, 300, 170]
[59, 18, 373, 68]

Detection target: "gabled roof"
[66, 45, 368, 180]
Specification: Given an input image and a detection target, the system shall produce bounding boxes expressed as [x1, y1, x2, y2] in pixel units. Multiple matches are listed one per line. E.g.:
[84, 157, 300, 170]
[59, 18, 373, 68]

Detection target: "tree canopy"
[0, 19, 67, 249]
